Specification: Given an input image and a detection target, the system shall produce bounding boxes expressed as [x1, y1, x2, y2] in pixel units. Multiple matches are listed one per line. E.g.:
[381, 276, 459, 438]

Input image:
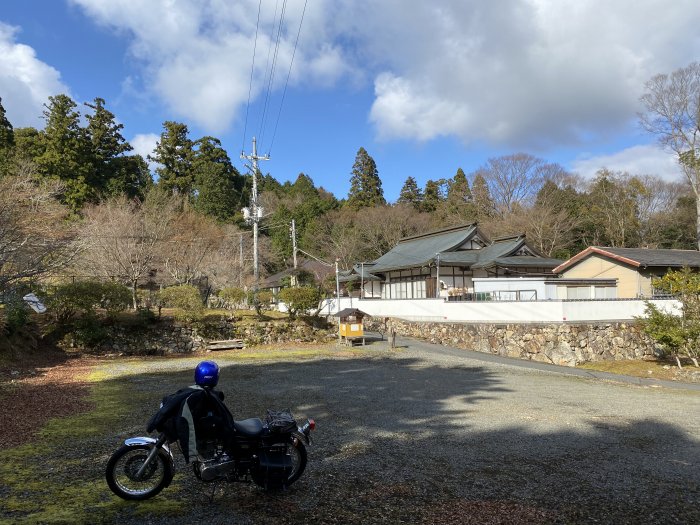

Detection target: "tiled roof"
[368, 224, 562, 273]
[554, 246, 700, 273]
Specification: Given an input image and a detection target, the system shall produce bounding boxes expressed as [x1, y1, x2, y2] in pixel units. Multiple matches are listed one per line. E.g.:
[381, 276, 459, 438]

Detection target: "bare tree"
[78, 194, 177, 308]
[639, 62, 700, 249]
[0, 174, 77, 289]
[159, 206, 222, 286]
[475, 153, 565, 215]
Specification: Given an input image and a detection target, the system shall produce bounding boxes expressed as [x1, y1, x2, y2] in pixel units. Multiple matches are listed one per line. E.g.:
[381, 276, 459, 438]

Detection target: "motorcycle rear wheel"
[106, 444, 173, 500]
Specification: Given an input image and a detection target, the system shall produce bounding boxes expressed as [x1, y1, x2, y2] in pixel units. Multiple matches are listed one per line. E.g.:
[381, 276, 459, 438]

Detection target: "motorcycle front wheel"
[105, 444, 173, 500]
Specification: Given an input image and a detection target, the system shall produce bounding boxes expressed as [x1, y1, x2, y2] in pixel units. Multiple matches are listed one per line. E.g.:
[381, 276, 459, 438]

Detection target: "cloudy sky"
[1, 0, 698, 200]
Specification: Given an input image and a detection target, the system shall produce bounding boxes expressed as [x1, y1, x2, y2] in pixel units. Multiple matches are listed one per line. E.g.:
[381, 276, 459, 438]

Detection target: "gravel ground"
[3, 338, 700, 524]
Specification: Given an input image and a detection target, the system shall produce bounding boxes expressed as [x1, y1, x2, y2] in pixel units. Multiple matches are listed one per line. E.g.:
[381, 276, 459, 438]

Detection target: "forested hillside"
[0, 93, 696, 296]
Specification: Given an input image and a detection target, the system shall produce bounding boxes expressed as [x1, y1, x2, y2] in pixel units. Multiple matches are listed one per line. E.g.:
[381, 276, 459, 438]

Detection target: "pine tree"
[397, 176, 423, 209]
[149, 121, 194, 195]
[347, 147, 385, 209]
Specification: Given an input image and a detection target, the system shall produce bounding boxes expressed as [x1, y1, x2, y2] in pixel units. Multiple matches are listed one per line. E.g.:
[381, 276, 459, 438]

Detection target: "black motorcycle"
[105, 384, 315, 500]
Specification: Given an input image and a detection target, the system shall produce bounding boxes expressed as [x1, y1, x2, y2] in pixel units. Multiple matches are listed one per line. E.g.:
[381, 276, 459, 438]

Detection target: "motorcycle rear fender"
[292, 430, 310, 446]
[123, 436, 175, 486]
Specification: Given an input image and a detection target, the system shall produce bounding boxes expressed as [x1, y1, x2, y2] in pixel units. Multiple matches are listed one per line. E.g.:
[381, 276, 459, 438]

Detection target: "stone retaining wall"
[69, 318, 334, 355]
[367, 318, 659, 366]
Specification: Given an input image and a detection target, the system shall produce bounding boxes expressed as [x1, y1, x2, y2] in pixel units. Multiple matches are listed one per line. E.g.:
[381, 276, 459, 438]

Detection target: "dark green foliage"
[347, 147, 385, 209]
[158, 285, 204, 322]
[0, 295, 30, 334]
[192, 136, 245, 221]
[45, 281, 130, 324]
[149, 121, 195, 195]
[0, 97, 14, 177]
[421, 179, 444, 213]
[471, 173, 495, 219]
[398, 176, 423, 209]
[35, 94, 96, 211]
[641, 268, 700, 367]
[278, 286, 322, 319]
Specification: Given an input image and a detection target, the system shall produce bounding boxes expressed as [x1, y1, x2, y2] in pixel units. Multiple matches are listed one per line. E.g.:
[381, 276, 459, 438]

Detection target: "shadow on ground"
[1, 353, 698, 524]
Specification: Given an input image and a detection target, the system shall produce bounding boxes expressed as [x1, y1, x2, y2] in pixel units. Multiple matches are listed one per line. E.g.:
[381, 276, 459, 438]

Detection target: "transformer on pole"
[241, 137, 269, 287]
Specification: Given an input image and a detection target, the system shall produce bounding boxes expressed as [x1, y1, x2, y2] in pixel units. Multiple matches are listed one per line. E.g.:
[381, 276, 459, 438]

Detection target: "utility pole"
[241, 137, 269, 285]
[239, 234, 244, 287]
[290, 219, 298, 270]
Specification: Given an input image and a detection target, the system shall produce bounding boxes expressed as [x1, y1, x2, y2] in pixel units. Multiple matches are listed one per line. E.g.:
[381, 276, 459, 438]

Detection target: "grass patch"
[0, 371, 185, 525]
[577, 358, 687, 381]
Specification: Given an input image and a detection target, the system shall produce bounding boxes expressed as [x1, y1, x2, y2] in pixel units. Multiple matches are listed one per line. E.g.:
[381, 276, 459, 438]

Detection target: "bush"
[45, 281, 130, 324]
[1, 295, 31, 334]
[99, 282, 132, 318]
[158, 285, 204, 322]
[219, 287, 246, 309]
[278, 286, 322, 320]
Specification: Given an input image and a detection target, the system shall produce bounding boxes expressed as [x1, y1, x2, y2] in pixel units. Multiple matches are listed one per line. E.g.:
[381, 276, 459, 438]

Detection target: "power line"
[257, 0, 286, 148]
[241, 0, 263, 154]
[268, 0, 307, 155]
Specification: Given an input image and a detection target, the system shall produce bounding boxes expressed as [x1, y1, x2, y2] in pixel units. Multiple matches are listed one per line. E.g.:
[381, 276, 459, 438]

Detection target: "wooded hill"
[0, 94, 696, 296]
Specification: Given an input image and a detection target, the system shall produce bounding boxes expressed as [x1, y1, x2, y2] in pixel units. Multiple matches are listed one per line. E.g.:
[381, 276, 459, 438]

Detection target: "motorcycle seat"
[234, 417, 264, 437]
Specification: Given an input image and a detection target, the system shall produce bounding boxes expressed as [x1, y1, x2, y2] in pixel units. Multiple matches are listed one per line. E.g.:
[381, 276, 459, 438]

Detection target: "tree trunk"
[131, 280, 138, 309]
[696, 194, 700, 251]
[674, 354, 683, 369]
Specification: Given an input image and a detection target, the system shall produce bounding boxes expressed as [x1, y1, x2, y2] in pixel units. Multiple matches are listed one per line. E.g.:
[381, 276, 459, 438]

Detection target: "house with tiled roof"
[553, 246, 700, 298]
[342, 223, 562, 299]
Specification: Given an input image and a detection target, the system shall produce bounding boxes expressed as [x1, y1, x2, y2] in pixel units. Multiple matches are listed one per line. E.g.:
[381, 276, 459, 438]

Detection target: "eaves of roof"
[554, 246, 700, 274]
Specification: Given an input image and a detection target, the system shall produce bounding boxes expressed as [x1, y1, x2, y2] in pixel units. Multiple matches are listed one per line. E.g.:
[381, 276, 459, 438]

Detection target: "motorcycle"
[105, 362, 315, 501]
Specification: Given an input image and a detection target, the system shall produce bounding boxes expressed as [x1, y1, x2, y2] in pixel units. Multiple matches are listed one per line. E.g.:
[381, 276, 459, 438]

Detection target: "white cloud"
[570, 144, 684, 182]
[0, 22, 70, 127]
[69, 0, 700, 150]
[345, 0, 700, 147]
[70, 0, 348, 133]
[130, 133, 159, 170]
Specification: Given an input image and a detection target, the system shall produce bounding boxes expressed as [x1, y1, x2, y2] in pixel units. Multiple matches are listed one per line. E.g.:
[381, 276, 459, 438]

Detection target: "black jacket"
[146, 385, 234, 462]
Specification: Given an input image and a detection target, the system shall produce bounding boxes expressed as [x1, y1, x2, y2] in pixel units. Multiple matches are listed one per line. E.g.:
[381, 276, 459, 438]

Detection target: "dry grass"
[577, 357, 697, 381]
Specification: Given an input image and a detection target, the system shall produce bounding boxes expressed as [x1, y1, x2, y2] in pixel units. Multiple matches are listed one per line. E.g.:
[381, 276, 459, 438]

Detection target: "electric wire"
[241, 0, 263, 154]
[258, 0, 288, 149]
[267, 0, 307, 156]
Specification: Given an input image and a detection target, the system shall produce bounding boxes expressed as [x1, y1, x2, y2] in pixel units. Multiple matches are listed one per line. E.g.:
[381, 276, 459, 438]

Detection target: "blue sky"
[1, 1, 699, 202]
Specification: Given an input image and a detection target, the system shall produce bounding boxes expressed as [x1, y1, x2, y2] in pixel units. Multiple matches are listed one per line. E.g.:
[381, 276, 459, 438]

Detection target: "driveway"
[5, 339, 699, 524]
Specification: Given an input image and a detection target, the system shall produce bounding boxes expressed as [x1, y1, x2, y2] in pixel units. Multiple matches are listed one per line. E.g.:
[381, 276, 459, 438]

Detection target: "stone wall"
[367, 318, 659, 366]
[82, 317, 334, 355]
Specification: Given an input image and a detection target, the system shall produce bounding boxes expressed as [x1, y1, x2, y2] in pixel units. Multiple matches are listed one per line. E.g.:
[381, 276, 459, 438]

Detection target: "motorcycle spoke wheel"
[286, 439, 307, 485]
[106, 445, 172, 500]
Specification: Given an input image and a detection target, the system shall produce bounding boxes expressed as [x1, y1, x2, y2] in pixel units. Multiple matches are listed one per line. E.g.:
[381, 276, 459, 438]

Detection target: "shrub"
[99, 282, 132, 318]
[219, 287, 246, 309]
[158, 285, 204, 322]
[278, 286, 322, 320]
[1, 295, 31, 334]
[45, 281, 131, 324]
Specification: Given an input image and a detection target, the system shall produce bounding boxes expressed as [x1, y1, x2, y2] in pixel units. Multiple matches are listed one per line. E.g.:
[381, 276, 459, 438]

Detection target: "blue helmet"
[194, 361, 219, 388]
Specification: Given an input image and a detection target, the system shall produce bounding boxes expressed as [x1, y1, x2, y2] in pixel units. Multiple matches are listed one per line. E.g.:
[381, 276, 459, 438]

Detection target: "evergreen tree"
[106, 154, 153, 200]
[149, 121, 194, 195]
[471, 173, 495, 219]
[443, 168, 475, 220]
[192, 136, 244, 222]
[422, 179, 444, 213]
[35, 94, 95, 211]
[0, 97, 14, 177]
[84, 97, 139, 197]
[397, 176, 423, 209]
[347, 147, 385, 209]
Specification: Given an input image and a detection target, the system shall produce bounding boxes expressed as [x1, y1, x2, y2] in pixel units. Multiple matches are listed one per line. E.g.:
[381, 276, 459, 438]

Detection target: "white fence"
[319, 297, 680, 323]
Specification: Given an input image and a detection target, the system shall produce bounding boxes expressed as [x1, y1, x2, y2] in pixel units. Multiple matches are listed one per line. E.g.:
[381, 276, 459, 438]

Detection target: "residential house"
[342, 223, 562, 300]
[553, 246, 700, 298]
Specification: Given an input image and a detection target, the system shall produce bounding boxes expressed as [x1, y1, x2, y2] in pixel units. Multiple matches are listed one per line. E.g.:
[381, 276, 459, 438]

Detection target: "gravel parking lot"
[4, 338, 700, 524]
